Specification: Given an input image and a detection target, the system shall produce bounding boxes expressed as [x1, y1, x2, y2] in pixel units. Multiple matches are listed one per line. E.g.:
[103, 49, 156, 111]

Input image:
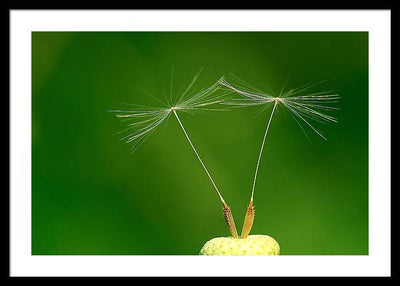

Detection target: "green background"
[32, 32, 368, 255]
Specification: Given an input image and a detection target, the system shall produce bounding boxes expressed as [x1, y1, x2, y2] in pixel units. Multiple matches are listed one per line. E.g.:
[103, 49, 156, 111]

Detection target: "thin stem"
[250, 100, 278, 201]
[172, 109, 226, 204]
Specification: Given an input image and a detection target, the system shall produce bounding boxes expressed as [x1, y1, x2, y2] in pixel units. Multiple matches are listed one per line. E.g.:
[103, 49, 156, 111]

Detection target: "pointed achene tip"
[241, 199, 255, 239]
[222, 201, 239, 239]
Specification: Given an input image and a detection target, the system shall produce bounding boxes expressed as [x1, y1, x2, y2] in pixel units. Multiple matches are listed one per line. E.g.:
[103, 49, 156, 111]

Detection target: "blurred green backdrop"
[32, 32, 368, 255]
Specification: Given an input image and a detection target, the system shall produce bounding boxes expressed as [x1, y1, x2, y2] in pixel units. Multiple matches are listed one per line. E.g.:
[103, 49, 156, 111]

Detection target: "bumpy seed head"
[199, 234, 280, 255]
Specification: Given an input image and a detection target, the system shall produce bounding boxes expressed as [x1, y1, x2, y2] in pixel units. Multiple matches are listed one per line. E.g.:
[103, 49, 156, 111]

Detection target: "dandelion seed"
[109, 70, 239, 238]
[220, 74, 340, 238]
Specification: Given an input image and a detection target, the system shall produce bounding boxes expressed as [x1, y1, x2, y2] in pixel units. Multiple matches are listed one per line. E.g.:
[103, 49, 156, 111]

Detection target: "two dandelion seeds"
[109, 70, 339, 255]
